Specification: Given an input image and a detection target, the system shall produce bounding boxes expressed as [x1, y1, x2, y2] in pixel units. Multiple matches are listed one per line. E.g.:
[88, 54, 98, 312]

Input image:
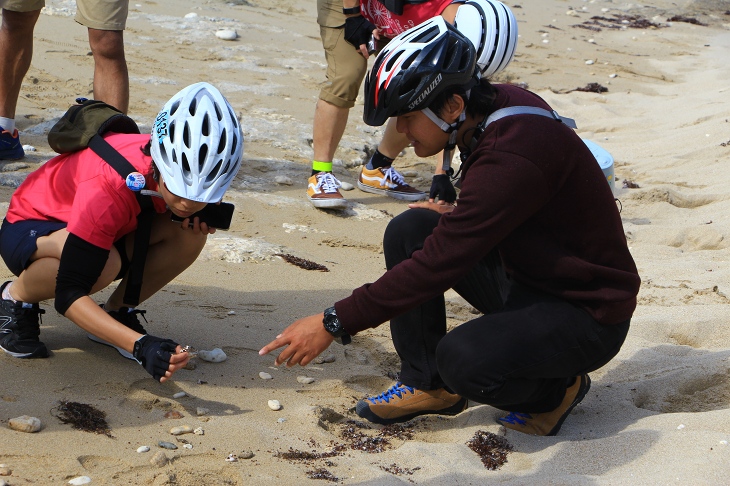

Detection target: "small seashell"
[226, 454, 238, 462]
[194, 427, 205, 435]
[585, 59, 595, 65]
[183, 443, 193, 449]
[164, 411, 184, 419]
[215, 29, 238, 41]
[158, 441, 178, 450]
[297, 376, 315, 384]
[184, 12, 198, 18]
[259, 371, 273, 380]
[22, 144, 36, 152]
[68, 476, 92, 485]
[227, 310, 236, 315]
[339, 181, 354, 191]
[677, 424, 685, 430]
[173, 391, 187, 399]
[8, 415, 41, 433]
[150, 451, 168, 467]
[137, 446, 150, 453]
[268, 399, 282, 411]
[609, 73, 617, 78]
[170, 425, 193, 435]
[720, 440, 728, 445]
[196, 407, 209, 416]
[198, 348, 227, 362]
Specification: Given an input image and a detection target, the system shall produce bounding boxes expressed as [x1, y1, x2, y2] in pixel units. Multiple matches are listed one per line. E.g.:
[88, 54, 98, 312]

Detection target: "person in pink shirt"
[0, 82, 243, 383]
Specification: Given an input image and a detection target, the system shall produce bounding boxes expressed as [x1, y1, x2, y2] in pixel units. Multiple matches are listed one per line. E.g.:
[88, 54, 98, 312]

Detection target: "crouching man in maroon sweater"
[261, 18, 640, 436]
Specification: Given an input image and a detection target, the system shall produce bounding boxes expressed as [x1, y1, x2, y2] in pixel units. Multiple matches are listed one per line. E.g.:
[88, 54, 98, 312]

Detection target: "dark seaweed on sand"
[467, 430, 514, 470]
[667, 15, 707, 26]
[572, 83, 608, 94]
[275, 253, 329, 272]
[575, 14, 666, 31]
[51, 400, 113, 437]
[306, 468, 339, 482]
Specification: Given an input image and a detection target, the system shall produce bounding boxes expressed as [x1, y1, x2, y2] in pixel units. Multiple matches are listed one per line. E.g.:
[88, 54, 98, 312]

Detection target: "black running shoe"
[88, 305, 148, 360]
[0, 281, 48, 359]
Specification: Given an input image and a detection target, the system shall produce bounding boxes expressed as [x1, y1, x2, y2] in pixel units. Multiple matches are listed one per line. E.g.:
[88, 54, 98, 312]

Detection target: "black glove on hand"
[429, 174, 457, 203]
[133, 334, 179, 382]
[344, 16, 376, 50]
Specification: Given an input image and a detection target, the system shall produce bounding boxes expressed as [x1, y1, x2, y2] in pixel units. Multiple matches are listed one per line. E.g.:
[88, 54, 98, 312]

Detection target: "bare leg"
[0, 9, 41, 118]
[312, 98, 349, 164]
[376, 118, 411, 159]
[87, 28, 128, 113]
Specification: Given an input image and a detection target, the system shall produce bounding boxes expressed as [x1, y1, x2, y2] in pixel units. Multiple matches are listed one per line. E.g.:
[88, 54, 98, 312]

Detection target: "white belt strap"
[484, 106, 578, 129]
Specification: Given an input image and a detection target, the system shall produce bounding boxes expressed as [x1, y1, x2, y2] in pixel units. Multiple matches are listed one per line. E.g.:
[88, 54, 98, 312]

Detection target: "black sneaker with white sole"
[87, 305, 148, 360]
[0, 281, 48, 359]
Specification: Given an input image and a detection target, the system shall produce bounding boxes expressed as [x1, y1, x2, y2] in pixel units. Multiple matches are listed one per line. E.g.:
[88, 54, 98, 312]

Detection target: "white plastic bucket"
[582, 139, 615, 193]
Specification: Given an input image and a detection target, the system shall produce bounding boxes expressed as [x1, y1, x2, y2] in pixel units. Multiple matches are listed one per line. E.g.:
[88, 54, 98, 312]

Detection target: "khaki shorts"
[319, 25, 367, 109]
[75, 0, 128, 31]
[0, 0, 44, 12]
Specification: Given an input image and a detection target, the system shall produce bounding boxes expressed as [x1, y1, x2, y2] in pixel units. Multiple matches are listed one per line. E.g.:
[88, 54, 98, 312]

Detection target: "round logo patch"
[126, 172, 146, 192]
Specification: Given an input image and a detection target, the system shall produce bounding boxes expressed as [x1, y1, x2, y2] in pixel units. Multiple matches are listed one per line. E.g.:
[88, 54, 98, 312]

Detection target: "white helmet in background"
[454, 0, 518, 77]
[151, 82, 244, 203]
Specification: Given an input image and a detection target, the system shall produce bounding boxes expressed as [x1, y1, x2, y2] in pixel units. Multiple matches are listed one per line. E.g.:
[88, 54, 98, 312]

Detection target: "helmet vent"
[183, 122, 191, 148]
[412, 25, 440, 43]
[214, 103, 223, 121]
[199, 144, 208, 169]
[169, 120, 176, 141]
[202, 114, 210, 136]
[205, 159, 222, 184]
[170, 100, 181, 116]
[182, 152, 191, 176]
[189, 97, 197, 115]
[227, 106, 238, 127]
[402, 51, 419, 70]
[231, 132, 238, 155]
[217, 129, 227, 154]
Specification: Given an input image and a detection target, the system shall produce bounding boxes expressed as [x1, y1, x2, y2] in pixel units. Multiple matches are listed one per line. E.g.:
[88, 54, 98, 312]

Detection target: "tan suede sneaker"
[357, 166, 426, 201]
[497, 374, 592, 436]
[307, 172, 348, 209]
[356, 382, 468, 425]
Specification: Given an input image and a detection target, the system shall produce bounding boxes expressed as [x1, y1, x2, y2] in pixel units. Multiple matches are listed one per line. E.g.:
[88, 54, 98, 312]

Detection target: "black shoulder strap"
[88, 134, 154, 307]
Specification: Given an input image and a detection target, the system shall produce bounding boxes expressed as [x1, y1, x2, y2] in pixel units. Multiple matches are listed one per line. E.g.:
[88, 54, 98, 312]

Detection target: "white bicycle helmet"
[454, 0, 518, 77]
[151, 82, 243, 203]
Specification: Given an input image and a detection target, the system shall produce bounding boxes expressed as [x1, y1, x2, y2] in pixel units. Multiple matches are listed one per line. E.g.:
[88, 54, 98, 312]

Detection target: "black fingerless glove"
[344, 15, 376, 49]
[133, 335, 179, 382]
[429, 174, 457, 203]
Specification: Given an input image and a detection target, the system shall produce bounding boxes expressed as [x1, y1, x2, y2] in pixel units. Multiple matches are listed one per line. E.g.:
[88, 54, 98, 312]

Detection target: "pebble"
[164, 411, 184, 419]
[8, 415, 41, 433]
[2, 162, 29, 172]
[226, 454, 238, 462]
[158, 441, 178, 450]
[137, 446, 150, 453]
[609, 73, 617, 78]
[240, 450, 255, 459]
[0, 465, 10, 476]
[339, 181, 354, 191]
[150, 451, 168, 467]
[585, 59, 595, 65]
[215, 29, 238, 41]
[68, 476, 91, 485]
[297, 376, 315, 384]
[274, 175, 293, 185]
[677, 424, 685, 430]
[0, 480, 6, 486]
[259, 371, 273, 380]
[227, 310, 236, 315]
[170, 425, 193, 436]
[196, 407, 209, 416]
[277, 417, 286, 423]
[268, 399, 282, 411]
[173, 392, 187, 399]
[184, 12, 198, 18]
[183, 443, 194, 450]
[199, 348, 227, 362]
[194, 427, 205, 435]
[720, 440, 728, 445]
[313, 353, 336, 364]
[22, 144, 36, 152]
[183, 360, 197, 370]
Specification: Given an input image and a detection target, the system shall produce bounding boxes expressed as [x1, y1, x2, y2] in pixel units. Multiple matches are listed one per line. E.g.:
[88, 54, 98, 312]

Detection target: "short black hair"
[428, 78, 498, 119]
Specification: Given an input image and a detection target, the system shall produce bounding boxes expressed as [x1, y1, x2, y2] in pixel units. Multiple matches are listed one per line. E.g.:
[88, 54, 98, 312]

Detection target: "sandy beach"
[1, 0, 729, 484]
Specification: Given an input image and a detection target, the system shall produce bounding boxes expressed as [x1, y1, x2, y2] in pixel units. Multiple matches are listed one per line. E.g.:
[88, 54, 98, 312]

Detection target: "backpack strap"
[88, 134, 154, 308]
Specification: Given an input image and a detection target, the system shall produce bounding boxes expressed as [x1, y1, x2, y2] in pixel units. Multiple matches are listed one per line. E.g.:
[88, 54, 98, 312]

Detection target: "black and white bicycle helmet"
[454, 0, 518, 77]
[363, 17, 478, 127]
[151, 82, 244, 203]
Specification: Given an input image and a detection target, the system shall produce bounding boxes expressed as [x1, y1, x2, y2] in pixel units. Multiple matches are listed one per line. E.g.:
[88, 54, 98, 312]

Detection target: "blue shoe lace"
[366, 382, 415, 405]
[499, 412, 532, 425]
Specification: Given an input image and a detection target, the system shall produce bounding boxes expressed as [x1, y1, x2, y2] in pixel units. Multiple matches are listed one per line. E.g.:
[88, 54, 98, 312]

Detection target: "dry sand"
[1, 0, 729, 484]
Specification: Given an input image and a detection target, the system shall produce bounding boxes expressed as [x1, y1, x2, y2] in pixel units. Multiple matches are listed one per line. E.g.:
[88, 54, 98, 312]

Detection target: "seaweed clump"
[467, 430, 514, 470]
[51, 400, 113, 438]
[275, 253, 329, 272]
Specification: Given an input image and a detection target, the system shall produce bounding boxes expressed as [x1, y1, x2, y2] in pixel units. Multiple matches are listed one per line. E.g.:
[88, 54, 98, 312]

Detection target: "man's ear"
[443, 94, 466, 124]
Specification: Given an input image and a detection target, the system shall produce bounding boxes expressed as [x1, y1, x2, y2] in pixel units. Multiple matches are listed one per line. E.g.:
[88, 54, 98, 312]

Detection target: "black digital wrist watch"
[323, 306, 351, 345]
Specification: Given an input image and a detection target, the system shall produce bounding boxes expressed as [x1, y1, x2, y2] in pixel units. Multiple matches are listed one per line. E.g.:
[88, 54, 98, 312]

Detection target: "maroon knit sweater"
[336, 84, 640, 334]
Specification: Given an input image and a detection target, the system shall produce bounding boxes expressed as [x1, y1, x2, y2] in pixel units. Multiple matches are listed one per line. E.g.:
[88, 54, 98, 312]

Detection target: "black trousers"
[384, 209, 630, 413]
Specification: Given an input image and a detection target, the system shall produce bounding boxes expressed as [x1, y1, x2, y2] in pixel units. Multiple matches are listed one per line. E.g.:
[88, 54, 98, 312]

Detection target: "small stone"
[313, 353, 336, 364]
[164, 411, 183, 419]
[274, 175, 293, 185]
[268, 399, 282, 411]
[609, 73, 617, 78]
[0, 466, 11, 476]
[720, 440, 728, 445]
[227, 310, 236, 315]
[259, 372, 273, 380]
[2, 162, 29, 172]
[194, 427, 204, 435]
[196, 407, 209, 416]
[183, 443, 193, 449]
[170, 425, 193, 435]
[68, 476, 92, 485]
[173, 392, 186, 399]
[22, 144, 36, 152]
[215, 29, 238, 41]
[8, 415, 41, 433]
[158, 441, 178, 450]
[150, 451, 168, 467]
[183, 360, 197, 370]
[677, 424, 685, 430]
[277, 417, 286, 423]
[339, 181, 354, 191]
[198, 348, 227, 362]
[137, 446, 150, 453]
[184, 12, 198, 18]
[225, 454, 238, 462]
[297, 376, 315, 384]
[585, 59, 595, 65]
[240, 450, 255, 459]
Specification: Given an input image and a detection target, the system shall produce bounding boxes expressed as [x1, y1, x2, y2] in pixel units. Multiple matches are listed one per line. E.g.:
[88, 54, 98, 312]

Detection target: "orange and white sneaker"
[307, 172, 348, 209]
[356, 382, 467, 425]
[357, 165, 426, 201]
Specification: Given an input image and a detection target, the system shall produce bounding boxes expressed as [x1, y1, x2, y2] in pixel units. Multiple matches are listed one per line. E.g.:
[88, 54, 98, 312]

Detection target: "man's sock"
[366, 149, 395, 170]
[0, 117, 15, 132]
[2, 281, 17, 302]
[311, 160, 333, 177]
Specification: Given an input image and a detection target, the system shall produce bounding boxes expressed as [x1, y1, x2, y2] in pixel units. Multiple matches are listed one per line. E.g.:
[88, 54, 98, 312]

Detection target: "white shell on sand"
[194, 427, 204, 435]
[173, 391, 186, 399]
[22, 144, 36, 152]
[226, 454, 238, 462]
[339, 181, 354, 191]
[259, 371, 273, 380]
[137, 446, 150, 453]
[184, 12, 198, 18]
[198, 348, 227, 362]
[68, 477, 91, 485]
[297, 376, 315, 384]
[170, 425, 193, 435]
[268, 399, 282, 411]
[8, 415, 41, 433]
[215, 29, 238, 41]
[183, 443, 193, 449]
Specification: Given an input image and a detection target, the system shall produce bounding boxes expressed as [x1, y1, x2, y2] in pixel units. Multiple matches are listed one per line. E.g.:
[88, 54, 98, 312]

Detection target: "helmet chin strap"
[422, 106, 467, 177]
